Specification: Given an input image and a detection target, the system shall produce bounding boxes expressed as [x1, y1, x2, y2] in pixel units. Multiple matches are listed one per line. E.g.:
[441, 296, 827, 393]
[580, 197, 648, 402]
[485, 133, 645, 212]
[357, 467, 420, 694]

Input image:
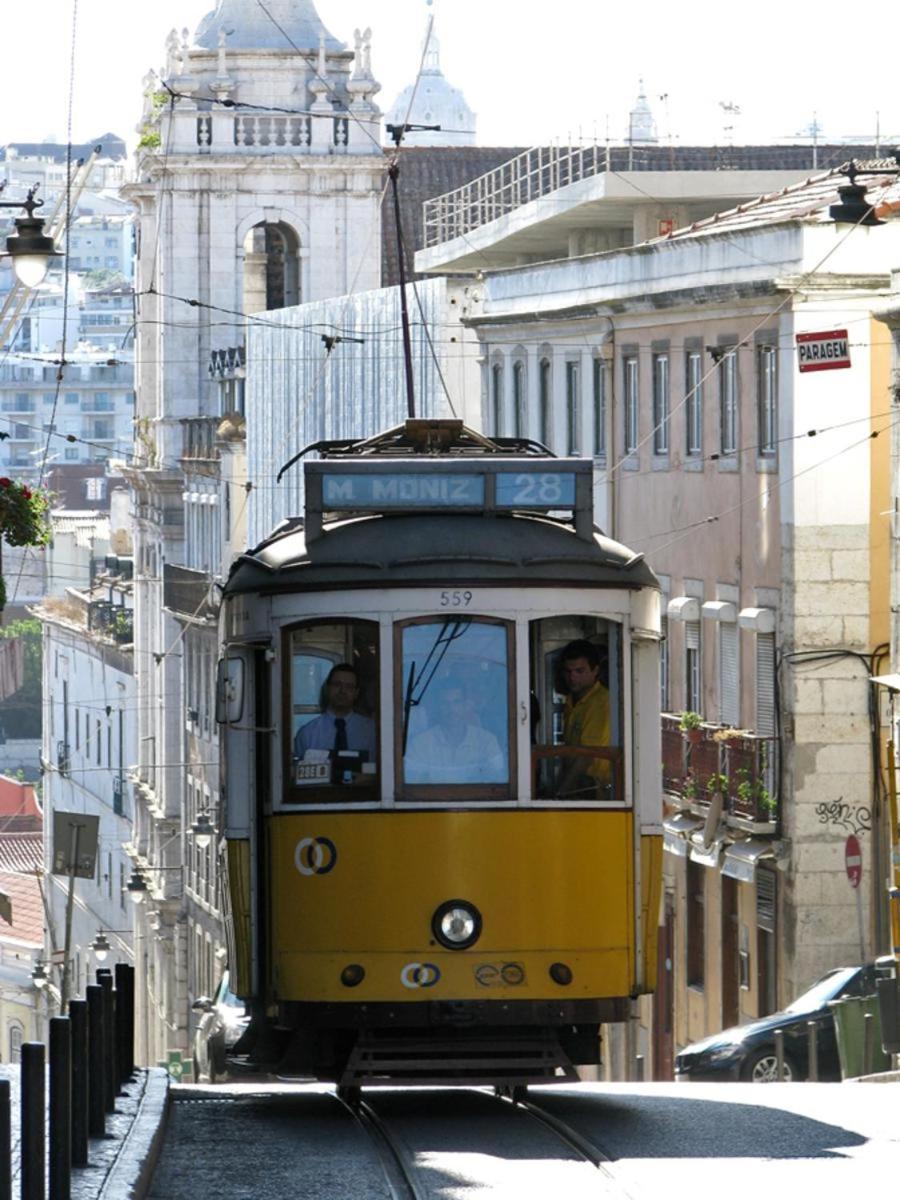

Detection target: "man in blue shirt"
[293, 663, 376, 763]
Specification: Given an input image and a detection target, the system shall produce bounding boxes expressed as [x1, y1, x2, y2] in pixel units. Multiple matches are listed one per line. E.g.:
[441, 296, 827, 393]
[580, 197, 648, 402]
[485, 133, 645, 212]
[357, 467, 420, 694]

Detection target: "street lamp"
[190, 811, 215, 849]
[91, 931, 111, 961]
[31, 959, 48, 989]
[126, 869, 148, 905]
[1, 186, 62, 287]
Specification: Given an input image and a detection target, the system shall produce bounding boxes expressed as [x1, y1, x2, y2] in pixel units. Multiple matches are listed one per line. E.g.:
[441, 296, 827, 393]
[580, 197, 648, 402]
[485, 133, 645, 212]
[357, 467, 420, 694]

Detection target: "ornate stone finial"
[351, 28, 363, 80]
[165, 29, 179, 75]
[362, 28, 373, 78]
[318, 31, 327, 75]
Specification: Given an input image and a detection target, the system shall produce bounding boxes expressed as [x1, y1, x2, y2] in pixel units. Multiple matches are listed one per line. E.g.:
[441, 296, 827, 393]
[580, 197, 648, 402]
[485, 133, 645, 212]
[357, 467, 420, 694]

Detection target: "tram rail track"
[337, 1093, 427, 1200]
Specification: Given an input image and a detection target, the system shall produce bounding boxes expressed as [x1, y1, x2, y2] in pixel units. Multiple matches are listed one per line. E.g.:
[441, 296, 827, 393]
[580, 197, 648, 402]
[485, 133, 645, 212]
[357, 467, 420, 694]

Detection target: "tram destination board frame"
[304, 457, 595, 542]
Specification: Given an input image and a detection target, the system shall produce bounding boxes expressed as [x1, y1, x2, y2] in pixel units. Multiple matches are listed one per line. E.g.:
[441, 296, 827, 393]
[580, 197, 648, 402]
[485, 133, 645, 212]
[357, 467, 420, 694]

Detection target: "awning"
[870, 673, 900, 691]
[722, 838, 776, 883]
[690, 838, 724, 868]
[663, 813, 704, 858]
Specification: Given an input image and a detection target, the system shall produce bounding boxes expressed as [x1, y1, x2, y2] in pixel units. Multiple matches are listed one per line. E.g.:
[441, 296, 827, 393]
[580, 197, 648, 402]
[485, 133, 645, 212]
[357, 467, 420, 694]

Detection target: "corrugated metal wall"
[247, 279, 449, 544]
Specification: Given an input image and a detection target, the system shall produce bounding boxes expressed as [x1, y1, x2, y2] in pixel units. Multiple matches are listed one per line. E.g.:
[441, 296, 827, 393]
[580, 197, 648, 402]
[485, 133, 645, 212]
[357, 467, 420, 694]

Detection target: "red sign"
[845, 835, 862, 889]
[796, 329, 851, 373]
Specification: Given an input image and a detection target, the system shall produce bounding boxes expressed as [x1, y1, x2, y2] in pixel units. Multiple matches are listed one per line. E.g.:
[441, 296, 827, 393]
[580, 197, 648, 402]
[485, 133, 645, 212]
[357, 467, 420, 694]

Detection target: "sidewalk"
[0, 1066, 169, 1200]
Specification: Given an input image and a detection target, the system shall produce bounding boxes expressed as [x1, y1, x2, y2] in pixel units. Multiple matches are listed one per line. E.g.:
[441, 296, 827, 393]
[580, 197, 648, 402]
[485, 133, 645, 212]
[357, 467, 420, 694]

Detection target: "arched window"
[512, 361, 526, 438]
[539, 358, 551, 447]
[9, 1022, 24, 1063]
[491, 363, 503, 437]
[242, 221, 300, 314]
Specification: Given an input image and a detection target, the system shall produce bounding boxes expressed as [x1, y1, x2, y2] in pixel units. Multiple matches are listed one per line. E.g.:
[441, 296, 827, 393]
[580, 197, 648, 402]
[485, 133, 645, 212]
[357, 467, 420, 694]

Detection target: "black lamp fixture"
[31, 959, 48, 989]
[190, 811, 215, 850]
[829, 155, 900, 227]
[91, 931, 111, 961]
[0, 185, 62, 287]
[125, 869, 148, 905]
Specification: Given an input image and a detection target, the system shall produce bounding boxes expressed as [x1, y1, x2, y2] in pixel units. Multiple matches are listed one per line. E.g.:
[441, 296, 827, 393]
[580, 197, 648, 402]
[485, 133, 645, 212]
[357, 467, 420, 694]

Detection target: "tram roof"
[225, 510, 658, 596]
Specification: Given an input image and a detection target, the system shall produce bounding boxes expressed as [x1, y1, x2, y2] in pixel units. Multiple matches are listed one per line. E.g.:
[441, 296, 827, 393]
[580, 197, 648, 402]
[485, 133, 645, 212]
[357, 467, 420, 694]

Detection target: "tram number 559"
[440, 590, 473, 608]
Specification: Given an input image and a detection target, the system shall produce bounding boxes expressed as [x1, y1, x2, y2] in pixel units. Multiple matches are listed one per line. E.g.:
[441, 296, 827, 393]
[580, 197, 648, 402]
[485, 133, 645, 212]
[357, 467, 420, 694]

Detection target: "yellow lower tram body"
[230, 811, 661, 1086]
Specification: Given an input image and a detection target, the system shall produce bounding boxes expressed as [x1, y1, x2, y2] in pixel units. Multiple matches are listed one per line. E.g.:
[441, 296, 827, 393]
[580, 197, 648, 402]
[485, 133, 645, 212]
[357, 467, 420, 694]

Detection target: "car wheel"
[741, 1046, 799, 1083]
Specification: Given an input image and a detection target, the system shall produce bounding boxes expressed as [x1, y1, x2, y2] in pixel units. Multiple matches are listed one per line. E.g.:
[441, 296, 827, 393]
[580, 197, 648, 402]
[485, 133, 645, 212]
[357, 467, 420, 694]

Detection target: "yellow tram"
[217, 420, 662, 1091]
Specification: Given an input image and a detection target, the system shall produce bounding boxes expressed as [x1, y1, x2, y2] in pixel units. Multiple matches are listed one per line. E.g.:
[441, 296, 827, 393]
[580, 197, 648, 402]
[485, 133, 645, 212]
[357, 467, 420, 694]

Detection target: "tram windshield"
[398, 618, 514, 798]
[285, 619, 379, 803]
[529, 616, 622, 803]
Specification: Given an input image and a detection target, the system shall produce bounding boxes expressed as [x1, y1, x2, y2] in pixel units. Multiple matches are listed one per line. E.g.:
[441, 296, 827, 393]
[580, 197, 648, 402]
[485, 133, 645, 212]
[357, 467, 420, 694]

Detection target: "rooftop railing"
[423, 143, 608, 248]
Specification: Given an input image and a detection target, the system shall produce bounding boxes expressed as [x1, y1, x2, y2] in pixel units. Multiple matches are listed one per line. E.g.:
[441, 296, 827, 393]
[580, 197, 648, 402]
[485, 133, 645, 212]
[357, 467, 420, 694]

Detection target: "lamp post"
[0, 185, 62, 287]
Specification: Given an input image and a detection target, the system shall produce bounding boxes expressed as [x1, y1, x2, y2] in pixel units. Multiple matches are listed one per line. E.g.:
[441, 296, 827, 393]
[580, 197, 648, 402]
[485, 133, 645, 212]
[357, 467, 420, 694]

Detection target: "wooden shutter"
[719, 622, 739, 726]
[756, 632, 775, 735]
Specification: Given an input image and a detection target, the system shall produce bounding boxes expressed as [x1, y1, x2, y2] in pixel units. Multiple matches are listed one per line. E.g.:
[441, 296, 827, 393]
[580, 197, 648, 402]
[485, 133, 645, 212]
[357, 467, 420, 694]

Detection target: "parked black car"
[675, 964, 878, 1082]
[191, 971, 250, 1083]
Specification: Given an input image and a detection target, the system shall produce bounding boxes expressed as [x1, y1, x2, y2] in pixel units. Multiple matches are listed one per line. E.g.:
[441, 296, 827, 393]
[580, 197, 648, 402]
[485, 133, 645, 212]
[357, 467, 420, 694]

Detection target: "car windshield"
[782, 967, 860, 1014]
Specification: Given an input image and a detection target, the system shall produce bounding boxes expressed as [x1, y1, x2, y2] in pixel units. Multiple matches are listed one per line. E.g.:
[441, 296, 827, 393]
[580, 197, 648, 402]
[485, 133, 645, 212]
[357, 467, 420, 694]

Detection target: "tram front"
[217, 421, 662, 1090]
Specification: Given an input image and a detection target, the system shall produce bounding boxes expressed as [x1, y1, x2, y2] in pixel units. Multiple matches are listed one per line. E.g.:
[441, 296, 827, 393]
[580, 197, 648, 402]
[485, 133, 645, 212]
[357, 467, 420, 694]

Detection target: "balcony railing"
[423, 143, 609, 247]
[181, 417, 220, 462]
[661, 714, 777, 832]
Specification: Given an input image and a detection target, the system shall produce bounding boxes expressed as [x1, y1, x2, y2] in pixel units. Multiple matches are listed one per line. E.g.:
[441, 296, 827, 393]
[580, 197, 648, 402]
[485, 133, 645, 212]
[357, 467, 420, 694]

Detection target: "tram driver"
[558, 639, 612, 798]
[293, 663, 376, 780]
[405, 680, 506, 785]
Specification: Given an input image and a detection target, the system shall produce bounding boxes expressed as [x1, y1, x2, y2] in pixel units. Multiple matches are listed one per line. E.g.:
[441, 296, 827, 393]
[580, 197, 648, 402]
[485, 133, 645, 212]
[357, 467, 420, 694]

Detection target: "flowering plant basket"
[0, 478, 52, 609]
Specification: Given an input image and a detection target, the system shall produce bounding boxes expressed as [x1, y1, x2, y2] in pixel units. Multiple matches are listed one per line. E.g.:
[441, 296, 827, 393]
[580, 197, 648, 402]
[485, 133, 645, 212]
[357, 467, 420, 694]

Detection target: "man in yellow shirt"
[559, 639, 612, 797]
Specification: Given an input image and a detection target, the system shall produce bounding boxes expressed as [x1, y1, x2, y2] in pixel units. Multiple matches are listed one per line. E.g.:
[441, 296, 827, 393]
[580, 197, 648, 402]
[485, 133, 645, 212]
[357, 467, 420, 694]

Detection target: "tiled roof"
[0, 134, 126, 163]
[660, 160, 900, 242]
[0, 832, 43, 945]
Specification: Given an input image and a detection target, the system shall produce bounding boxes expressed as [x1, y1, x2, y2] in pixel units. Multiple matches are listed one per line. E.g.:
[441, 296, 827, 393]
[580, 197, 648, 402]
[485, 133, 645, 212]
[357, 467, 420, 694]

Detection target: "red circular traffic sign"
[845, 834, 862, 889]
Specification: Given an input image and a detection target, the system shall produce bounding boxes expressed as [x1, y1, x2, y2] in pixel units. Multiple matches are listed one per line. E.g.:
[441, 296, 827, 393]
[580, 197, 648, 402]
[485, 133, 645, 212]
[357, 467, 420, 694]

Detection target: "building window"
[686, 860, 705, 990]
[757, 866, 777, 1015]
[685, 619, 701, 714]
[491, 363, 503, 437]
[756, 632, 776, 735]
[512, 361, 526, 438]
[757, 345, 777, 458]
[623, 356, 638, 454]
[685, 350, 702, 456]
[539, 358, 551, 446]
[660, 615, 669, 713]
[719, 351, 738, 456]
[8, 1023, 24, 1063]
[719, 622, 739, 727]
[652, 354, 669, 454]
[593, 358, 606, 458]
[565, 362, 579, 455]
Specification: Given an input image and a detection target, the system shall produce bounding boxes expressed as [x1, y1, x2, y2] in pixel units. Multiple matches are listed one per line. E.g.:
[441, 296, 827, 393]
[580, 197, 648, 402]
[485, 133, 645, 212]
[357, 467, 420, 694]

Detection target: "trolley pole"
[385, 122, 440, 422]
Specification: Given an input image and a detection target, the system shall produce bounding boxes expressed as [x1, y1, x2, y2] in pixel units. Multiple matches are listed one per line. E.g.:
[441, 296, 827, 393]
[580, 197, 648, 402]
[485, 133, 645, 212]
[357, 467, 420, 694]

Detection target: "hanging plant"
[0, 478, 52, 610]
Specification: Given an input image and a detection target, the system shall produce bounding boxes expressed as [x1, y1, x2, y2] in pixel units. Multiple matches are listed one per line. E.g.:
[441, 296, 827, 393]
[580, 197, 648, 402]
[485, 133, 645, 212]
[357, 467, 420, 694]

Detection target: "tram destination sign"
[796, 329, 851, 373]
[321, 469, 577, 512]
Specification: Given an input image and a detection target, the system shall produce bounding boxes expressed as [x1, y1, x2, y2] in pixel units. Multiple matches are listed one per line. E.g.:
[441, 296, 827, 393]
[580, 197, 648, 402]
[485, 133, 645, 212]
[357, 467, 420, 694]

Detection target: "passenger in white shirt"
[294, 664, 376, 762]
[405, 682, 506, 784]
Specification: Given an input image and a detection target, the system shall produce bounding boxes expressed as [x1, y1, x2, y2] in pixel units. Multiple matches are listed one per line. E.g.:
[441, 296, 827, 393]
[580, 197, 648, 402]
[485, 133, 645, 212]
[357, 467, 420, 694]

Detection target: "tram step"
[339, 1033, 578, 1088]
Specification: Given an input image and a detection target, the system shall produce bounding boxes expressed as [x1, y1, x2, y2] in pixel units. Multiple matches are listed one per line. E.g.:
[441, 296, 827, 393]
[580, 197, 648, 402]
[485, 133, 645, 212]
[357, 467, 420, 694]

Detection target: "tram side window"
[398, 618, 514, 798]
[285, 619, 378, 802]
[529, 616, 623, 803]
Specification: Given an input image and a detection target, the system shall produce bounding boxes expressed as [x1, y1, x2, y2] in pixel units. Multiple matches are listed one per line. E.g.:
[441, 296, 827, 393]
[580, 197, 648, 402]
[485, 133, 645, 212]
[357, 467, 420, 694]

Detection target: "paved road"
[146, 1081, 900, 1199]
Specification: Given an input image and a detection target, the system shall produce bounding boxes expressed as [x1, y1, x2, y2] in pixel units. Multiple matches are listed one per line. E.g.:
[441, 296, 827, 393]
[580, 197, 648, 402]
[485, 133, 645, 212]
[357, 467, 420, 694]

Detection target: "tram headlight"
[432, 900, 482, 951]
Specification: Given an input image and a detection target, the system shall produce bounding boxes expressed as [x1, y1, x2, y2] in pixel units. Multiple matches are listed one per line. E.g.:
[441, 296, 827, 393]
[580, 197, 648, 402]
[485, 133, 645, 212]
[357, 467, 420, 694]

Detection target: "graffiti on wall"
[814, 798, 872, 837]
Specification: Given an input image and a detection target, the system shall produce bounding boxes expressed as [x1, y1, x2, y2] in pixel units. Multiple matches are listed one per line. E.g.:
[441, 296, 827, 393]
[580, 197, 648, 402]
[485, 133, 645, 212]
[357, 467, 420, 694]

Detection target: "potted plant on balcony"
[0, 478, 51, 610]
[679, 710, 703, 745]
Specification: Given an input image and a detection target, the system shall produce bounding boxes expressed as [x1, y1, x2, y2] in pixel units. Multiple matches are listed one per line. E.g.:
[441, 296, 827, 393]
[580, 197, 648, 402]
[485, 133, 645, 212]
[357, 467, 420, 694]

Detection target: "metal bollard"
[97, 970, 117, 1109]
[806, 1020, 819, 1082]
[86, 985, 106, 1139]
[68, 1000, 89, 1167]
[634, 1054, 645, 1082]
[21, 1042, 45, 1200]
[774, 1028, 785, 1080]
[49, 1017, 72, 1200]
[863, 1011, 874, 1076]
[114, 963, 134, 1083]
[0, 1078, 11, 1200]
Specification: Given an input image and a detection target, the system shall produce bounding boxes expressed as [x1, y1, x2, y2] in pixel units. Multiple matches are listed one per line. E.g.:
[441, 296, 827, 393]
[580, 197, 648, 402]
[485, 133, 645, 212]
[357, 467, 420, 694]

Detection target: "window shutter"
[719, 623, 739, 726]
[685, 620, 700, 651]
[660, 616, 669, 712]
[756, 633, 775, 735]
[756, 866, 776, 933]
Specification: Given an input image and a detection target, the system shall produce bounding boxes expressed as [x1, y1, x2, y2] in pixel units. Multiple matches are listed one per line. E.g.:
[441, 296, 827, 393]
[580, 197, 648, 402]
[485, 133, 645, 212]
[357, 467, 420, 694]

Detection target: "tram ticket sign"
[845, 834, 862, 889]
[796, 329, 851, 373]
